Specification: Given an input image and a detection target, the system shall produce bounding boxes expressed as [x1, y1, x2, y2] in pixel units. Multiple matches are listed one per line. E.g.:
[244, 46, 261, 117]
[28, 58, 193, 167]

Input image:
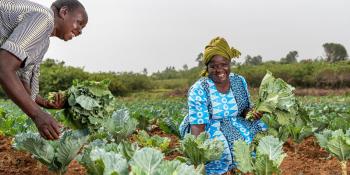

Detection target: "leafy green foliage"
[244, 55, 263, 65]
[280, 51, 298, 64]
[130, 147, 201, 175]
[180, 132, 224, 166]
[234, 61, 350, 89]
[323, 43, 348, 62]
[233, 140, 254, 173]
[130, 147, 163, 175]
[0, 101, 36, 136]
[135, 130, 171, 152]
[77, 139, 139, 175]
[305, 103, 350, 133]
[79, 145, 200, 175]
[248, 71, 311, 142]
[91, 109, 138, 143]
[233, 136, 286, 175]
[315, 129, 350, 161]
[13, 129, 89, 174]
[64, 80, 116, 132]
[315, 129, 350, 175]
[119, 98, 186, 135]
[90, 148, 129, 175]
[246, 70, 299, 120]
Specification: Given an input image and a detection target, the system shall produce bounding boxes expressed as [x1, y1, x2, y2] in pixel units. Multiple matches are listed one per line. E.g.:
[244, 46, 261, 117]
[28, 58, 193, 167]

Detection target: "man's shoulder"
[25, 0, 54, 23]
[1, 0, 53, 22]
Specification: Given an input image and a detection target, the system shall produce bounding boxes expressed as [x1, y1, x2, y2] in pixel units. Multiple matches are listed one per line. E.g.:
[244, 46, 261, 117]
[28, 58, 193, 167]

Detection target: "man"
[0, 0, 88, 140]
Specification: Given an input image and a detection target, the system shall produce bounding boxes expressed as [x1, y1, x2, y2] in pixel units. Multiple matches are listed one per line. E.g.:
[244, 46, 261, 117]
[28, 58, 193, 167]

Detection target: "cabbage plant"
[233, 136, 286, 175]
[64, 80, 116, 132]
[180, 132, 224, 167]
[13, 129, 89, 174]
[315, 129, 350, 175]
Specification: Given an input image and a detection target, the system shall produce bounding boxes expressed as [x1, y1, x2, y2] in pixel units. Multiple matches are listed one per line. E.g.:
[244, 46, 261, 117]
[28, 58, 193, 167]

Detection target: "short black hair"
[51, 0, 85, 12]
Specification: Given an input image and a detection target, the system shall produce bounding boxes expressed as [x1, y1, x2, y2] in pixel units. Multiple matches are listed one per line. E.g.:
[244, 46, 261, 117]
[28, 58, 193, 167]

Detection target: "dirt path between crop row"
[1, 133, 349, 175]
[281, 136, 350, 175]
[0, 135, 85, 175]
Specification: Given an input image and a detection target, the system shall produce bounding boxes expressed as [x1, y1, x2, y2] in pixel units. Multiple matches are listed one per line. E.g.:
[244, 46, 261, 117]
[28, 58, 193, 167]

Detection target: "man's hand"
[36, 93, 66, 109]
[0, 49, 61, 140]
[46, 92, 66, 109]
[32, 110, 61, 140]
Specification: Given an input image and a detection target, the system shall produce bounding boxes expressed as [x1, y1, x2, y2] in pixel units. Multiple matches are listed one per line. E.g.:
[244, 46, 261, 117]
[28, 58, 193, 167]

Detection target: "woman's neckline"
[208, 77, 231, 94]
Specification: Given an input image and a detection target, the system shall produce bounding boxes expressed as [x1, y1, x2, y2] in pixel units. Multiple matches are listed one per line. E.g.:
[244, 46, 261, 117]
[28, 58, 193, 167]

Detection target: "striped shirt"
[0, 0, 54, 100]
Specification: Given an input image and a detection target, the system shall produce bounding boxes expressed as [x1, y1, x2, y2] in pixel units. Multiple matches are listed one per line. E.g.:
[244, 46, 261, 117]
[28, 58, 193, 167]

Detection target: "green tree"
[182, 64, 188, 71]
[196, 53, 204, 67]
[323, 43, 348, 62]
[244, 55, 263, 65]
[142, 68, 148, 75]
[280, 51, 298, 64]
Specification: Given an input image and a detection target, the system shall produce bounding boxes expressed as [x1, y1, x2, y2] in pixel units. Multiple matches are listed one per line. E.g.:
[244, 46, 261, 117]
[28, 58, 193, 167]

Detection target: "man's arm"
[20, 79, 31, 95]
[0, 49, 60, 140]
[21, 79, 65, 109]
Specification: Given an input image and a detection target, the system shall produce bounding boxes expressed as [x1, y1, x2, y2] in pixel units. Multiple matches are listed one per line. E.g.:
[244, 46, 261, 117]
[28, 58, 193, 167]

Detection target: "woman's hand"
[191, 124, 205, 137]
[250, 110, 263, 120]
[244, 108, 264, 120]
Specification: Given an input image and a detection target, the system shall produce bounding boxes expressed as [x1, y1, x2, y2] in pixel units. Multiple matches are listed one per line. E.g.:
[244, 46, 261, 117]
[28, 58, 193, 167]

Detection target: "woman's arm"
[191, 124, 205, 137]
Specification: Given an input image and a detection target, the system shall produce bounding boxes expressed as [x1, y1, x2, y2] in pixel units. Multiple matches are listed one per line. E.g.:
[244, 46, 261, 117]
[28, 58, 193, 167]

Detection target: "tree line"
[0, 42, 348, 98]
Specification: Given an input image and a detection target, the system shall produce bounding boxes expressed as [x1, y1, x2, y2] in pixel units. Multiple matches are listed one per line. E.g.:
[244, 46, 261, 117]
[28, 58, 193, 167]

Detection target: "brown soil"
[128, 127, 183, 160]
[280, 136, 350, 175]
[0, 135, 86, 175]
[148, 126, 183, 160]
[2, 133, 349, 175]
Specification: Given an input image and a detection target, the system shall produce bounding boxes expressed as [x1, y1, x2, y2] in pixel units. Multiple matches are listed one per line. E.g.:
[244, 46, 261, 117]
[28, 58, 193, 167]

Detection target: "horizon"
[32, 0, 350, 73]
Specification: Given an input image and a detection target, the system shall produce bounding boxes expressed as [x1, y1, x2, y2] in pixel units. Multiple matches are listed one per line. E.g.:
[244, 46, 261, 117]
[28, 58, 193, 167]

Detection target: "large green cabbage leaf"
[135, 130, 170, 152]
[180, 132, 224, 166]
[247, 71, 298, 121]
[130, 148, 163, 175]
[130, 147, 201, 175]
[64, 80, 116, 132]
[77, 139, 139, 175]
[233, 140, 254, 173]
[315, 129, 350, 175]
[233, 136, 286, 175]
[257, 136, 286, 167]
[13, 129, 88, 173]
[79, 145, 200, 175]
[315, 129, 350, 161]
[90, 148, 129, 175]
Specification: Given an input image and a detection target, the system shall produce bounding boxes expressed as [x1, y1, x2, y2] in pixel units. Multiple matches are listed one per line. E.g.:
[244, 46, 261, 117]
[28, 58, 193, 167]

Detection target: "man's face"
[207, 55, 230, 84]
[58, 7, 88, 41]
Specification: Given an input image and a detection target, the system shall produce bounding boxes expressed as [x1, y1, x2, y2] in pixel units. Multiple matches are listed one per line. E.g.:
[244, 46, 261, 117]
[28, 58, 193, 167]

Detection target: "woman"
[179, 37, 267, 175]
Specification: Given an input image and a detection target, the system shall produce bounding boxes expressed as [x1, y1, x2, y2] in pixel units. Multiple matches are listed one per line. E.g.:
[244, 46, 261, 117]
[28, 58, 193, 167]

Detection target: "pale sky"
[32, 0, 350, 73]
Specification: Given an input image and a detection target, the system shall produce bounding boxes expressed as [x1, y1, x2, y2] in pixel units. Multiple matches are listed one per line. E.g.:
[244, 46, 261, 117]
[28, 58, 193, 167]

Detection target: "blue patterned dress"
[179, 73, 268, 175]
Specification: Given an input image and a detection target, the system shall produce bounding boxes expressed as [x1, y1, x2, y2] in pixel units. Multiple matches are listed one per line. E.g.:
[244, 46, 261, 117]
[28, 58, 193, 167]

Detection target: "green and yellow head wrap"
[201, 37, 241, 76]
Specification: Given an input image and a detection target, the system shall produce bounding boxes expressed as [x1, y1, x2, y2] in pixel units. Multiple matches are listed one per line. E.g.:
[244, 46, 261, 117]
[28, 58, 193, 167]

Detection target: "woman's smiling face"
[207, 55, 230, 84]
